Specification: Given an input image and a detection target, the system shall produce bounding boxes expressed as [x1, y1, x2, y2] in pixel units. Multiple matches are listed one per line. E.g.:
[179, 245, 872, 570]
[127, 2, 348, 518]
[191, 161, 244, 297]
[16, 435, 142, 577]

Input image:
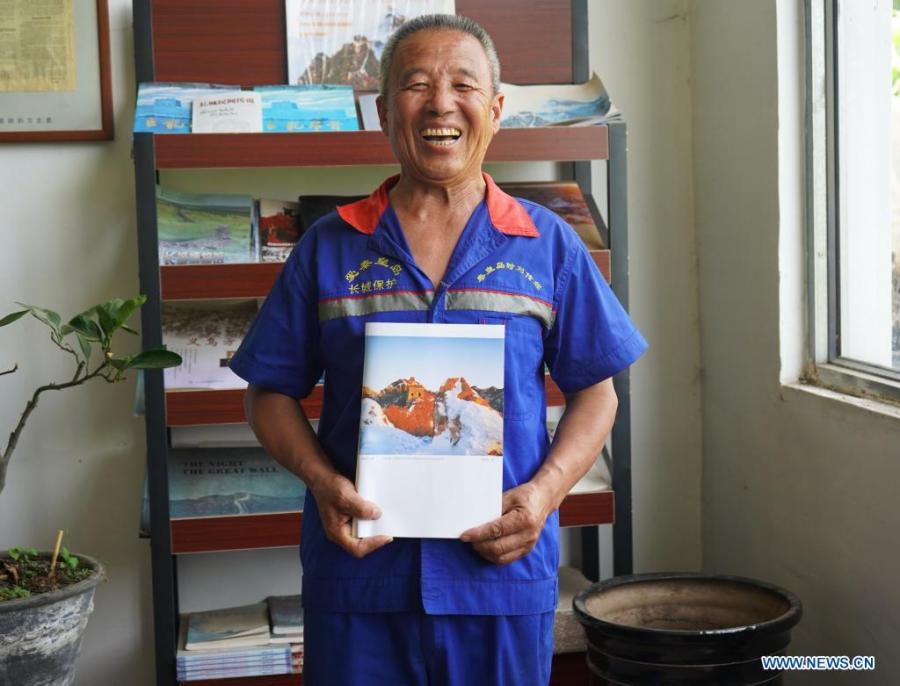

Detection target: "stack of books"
[177, 602, 291, 681]
[177, 597, 304, 681]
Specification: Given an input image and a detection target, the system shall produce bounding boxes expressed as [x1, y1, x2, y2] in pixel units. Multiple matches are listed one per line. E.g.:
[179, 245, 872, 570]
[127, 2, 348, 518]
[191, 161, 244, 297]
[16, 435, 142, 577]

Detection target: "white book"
[192, 92, 263, 133]
[354, 323, 504, 539]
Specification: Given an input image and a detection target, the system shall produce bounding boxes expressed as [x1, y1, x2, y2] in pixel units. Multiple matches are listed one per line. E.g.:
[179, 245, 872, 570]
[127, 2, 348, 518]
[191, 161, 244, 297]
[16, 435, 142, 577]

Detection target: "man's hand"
[311, 471, 392, 559]
[460, 481, 554, 565]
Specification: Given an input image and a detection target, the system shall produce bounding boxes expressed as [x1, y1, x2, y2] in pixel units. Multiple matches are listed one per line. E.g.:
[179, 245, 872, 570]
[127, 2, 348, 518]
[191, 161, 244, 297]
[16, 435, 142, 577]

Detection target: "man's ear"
[490, 92, 504, 134]
[376, 95, 389, 135]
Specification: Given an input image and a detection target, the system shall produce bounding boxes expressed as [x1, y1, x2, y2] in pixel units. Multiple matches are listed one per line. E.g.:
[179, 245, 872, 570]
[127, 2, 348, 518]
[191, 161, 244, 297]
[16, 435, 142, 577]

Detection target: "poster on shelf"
[285, 0, 455, 90]
[162, 300, 257, 391]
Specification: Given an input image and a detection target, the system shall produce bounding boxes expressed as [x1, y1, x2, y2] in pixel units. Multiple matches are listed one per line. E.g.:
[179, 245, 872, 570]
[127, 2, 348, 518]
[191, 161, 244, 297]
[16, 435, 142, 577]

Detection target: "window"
[806, 0, 900, 401]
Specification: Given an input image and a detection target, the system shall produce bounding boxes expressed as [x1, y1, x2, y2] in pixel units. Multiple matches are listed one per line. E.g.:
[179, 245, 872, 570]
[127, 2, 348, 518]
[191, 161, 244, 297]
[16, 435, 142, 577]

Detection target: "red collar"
[336, 173, 539, 237]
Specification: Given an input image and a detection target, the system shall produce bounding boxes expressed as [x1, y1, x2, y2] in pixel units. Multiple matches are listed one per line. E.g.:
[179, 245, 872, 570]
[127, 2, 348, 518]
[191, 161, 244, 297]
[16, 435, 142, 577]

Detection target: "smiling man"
[230, 14, 646, 686]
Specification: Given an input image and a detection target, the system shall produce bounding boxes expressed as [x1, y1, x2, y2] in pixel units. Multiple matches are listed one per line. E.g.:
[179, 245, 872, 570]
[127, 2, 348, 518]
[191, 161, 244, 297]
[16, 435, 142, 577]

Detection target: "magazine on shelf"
[297, 193, 366, 230]
[356, 92, 381, 130]
[499, 180, 605, 251]
[185, 602, 272, 650]
[257, 198, 303, 262]
[133, 82, 237, 133]
[500, 73, 622, 128]
[354, 322, 504, 539]
[285, 0, 455, 89]
[192, 91, 263, 133]
[162, 300, 257, 391]
[156, 188, 256, 265]
[167, 447, 306, 520]
[255, 84, 359, 132]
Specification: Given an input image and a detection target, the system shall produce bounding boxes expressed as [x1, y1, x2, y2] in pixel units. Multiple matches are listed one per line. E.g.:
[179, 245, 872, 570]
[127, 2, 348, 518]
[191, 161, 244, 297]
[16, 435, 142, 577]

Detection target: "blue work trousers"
[303, 610, 554, 686]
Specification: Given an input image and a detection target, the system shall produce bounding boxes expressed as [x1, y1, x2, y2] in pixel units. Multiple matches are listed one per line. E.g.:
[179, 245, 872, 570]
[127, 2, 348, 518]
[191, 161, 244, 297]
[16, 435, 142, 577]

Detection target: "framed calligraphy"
[0, 0, 113, 142]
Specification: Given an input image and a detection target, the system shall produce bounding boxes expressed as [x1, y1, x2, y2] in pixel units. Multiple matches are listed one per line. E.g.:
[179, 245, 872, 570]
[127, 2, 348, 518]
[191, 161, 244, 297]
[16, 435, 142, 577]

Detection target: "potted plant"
[0, 295, 181, 685]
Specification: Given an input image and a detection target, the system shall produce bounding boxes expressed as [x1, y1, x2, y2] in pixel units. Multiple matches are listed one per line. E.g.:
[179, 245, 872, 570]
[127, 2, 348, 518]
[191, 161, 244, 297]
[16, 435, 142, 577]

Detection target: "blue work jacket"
[230, 173, 647, 615]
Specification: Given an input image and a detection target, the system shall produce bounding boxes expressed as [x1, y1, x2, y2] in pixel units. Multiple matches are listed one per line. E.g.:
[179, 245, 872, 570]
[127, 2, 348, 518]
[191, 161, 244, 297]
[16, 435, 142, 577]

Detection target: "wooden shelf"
[152, 128, 609, 169]
[160, 252, 609, 301]
[171, 491, 611, 554]
[178, 653, 587, 685]
[165, 386, 323, 426]
[166, 379, 563, 426]
[161, 263, 284, 300]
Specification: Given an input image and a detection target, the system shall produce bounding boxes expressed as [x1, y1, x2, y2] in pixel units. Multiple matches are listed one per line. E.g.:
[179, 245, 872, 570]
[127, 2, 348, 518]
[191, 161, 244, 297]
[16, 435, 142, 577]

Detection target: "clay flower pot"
[0, 552, 105, 686]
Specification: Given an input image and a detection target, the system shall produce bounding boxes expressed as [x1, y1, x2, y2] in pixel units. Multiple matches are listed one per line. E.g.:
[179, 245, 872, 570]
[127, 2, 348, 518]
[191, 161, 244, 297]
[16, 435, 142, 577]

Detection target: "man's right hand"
[311, 471, 393, 558]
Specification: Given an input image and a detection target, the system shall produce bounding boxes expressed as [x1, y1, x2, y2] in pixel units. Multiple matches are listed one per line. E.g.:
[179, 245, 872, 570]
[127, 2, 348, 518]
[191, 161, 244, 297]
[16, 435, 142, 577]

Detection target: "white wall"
[0, 1, 703, 683]
[692, 1, 900, 683]
[0, 2, 156, 685]
[589, 0, 703, 572]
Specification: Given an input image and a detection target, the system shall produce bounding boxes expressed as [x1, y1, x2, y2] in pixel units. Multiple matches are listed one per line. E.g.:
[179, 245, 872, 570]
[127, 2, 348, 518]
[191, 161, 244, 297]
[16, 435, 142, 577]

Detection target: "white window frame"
[805, 0, 900, 404]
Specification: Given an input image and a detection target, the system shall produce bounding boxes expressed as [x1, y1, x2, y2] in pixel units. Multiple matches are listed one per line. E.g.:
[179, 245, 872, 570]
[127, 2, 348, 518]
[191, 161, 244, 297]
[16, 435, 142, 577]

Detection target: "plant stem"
[0, 361, 103, 496]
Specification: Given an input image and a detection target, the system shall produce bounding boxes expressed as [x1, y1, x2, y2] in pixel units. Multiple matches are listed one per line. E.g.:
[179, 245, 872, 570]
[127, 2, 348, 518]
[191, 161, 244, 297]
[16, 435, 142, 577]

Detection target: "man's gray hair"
[379, 14, 501, 97]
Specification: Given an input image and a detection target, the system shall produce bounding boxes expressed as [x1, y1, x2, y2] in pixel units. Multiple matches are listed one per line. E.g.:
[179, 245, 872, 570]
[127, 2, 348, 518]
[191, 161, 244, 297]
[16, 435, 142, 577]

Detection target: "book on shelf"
[297, 193, 366, 231]
[192, 91, 263, 134]
[285, 0, 454, 89]
[133, 82, 237, 133]
[354, 322, 504, 539]
[266, 594, 304, 637]
[162, 300, 257, 391]
[356, 92, 381, 130]
[156, 187, 256, 265]
[500, 73, 622, 128]
[167, 447, 306, 520]
[499, 180, 604, 251]
[257, 198, 303, 262]
[255, 84, 359, 132]
[185, 602, 272, 650]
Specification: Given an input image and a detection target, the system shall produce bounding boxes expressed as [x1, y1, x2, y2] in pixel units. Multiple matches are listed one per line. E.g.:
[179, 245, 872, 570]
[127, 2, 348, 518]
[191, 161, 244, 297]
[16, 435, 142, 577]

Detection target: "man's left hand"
[460, 481, 554, 565]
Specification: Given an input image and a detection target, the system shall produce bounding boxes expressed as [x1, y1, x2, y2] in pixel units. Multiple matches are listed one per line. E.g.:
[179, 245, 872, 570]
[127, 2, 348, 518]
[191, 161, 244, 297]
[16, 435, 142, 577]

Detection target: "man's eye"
[405, 83, 429, 91]
[454, 83, 474, 91]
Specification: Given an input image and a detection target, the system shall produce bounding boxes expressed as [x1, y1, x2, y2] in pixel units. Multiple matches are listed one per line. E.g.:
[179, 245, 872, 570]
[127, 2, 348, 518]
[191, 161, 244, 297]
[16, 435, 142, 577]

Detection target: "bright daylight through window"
[813, 0, 900, 391]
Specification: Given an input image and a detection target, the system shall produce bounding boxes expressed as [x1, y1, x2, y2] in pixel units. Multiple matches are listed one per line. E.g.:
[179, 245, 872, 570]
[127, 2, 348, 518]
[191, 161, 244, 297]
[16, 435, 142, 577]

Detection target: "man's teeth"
[421, 127, 461, 144]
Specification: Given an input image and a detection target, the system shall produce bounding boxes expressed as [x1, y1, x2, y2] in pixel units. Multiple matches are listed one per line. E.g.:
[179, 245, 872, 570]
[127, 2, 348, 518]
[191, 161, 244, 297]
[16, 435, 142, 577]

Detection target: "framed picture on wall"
[0, 0, 113, 142]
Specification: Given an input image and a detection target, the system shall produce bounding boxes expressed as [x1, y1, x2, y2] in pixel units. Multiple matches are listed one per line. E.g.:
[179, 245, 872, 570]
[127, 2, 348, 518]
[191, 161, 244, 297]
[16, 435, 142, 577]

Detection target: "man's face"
[377, 29, 503, 186]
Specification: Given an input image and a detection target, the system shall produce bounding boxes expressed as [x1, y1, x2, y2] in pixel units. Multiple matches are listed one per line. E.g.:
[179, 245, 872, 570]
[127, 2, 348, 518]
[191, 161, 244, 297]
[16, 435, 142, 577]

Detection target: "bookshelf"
[134, 1, 635, 684]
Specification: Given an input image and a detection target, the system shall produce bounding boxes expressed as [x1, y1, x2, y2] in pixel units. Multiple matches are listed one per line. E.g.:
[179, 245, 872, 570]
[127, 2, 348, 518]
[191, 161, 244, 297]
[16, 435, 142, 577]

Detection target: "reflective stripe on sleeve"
[318, 290, 434, 321]
[445, 288, 556, 329]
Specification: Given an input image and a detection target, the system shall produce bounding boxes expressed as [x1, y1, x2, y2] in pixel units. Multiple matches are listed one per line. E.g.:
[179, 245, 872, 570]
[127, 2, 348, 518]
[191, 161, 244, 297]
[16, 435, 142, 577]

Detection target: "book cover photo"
[285, 0, 455, 89]
[354, 322, 504, 539]
[168, 447, 306, 520]
[156, 188, 255, 265]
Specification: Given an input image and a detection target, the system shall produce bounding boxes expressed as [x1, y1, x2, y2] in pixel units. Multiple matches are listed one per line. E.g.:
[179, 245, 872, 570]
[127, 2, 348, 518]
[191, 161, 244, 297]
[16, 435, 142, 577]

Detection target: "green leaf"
[8, 546, 37, 561]
[17, 304, 62, 335]
[65, 314, 103, 341]
[0, 310, 28, 327]
[94, 303, 117, 336]
[113, 295, 147, 330]
[124, 348, 183, 370]
[121, 325, 139, 336]
[77, 334, 92, 361]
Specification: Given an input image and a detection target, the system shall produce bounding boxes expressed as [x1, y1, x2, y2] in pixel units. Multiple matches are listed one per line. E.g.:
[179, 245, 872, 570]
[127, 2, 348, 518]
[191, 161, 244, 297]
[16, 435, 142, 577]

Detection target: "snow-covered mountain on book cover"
[355, 322, 504, 539]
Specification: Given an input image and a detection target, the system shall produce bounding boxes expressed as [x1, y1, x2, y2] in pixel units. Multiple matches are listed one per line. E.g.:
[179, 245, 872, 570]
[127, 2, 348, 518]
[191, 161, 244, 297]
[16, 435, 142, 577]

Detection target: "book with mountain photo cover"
[354, 323, 504, 539]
